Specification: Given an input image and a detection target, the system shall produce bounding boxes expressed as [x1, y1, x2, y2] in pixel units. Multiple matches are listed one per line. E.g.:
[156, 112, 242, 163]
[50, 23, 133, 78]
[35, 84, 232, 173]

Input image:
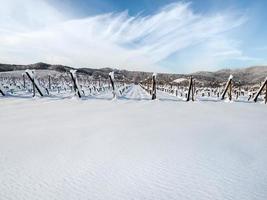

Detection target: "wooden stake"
[253, 77, 267, 102]
[221, 75, 233, 100]
[0, 87, 5, 96]
[109, 72, 116, 99]
[186, 76, 193, 102]
[33, 80, 35, 97]
[48, 75, 51, 90]
[70, 70, 82, 98]
[23, 74, 26, 88]
[192, 79, 196, 101]
[229, 80, 232, 101]
[152, 73, 157, 100]
[25, 70, 44, 97]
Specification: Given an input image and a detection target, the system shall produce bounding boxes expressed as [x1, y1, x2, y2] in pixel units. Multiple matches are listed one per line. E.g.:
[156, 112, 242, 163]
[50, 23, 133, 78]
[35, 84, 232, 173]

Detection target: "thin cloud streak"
[0, 0, 248, 72]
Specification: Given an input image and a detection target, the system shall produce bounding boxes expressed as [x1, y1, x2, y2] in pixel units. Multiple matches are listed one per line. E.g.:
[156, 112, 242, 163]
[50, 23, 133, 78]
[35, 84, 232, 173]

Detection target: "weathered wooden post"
[0, 86, 5, 96]
[241, 83, 243, 98]
[253, 77, 267, 103]
[229, 79, 232, 100]
[193, 80, 196, 99]
[45, 88, 49, 95]
[23, 74, 26, 88]
[177, 84, 180, 96]
[70, 70, 82, 98]
[186, 76, 194, 101]
[32, 79, 36, 97]
[109, 71, 116, 99]
[98, 75, 101, 88]
[152, 73, 157, 100]
[48, 75, 51, 90]
[25, 70, 45, 97]
[221, 75, 233, 100]
[248, 92, 252, 101]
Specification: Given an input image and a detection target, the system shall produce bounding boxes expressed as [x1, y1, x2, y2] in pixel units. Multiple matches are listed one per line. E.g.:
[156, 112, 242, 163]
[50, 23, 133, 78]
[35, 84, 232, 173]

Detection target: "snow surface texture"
[0, 85, 267, 200]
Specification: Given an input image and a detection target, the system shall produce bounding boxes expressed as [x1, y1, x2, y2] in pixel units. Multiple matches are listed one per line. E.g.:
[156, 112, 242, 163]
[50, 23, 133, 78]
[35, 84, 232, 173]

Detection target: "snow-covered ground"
[1, 85, 267, 200]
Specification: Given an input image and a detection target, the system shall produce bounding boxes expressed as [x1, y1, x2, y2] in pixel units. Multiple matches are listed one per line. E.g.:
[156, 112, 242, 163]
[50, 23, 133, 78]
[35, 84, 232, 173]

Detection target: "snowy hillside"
[1, 62, 267, 85]
[1, 85, 267, 200]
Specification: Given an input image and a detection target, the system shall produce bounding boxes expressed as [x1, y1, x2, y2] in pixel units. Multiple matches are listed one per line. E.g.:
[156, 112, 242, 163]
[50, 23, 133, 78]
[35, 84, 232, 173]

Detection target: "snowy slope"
[0, 85, 267, 200]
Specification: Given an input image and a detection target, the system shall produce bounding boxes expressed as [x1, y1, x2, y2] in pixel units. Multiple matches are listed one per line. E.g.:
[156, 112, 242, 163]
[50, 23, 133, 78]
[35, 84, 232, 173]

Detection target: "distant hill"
[0, 62, 267, 86]
[0, 62, 73, 73]
[191, 66, 267, 85]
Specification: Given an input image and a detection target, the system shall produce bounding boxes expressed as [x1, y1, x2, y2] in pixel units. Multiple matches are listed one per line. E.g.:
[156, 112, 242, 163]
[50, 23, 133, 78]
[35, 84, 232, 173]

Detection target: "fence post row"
[25, 69, 44, 97]
[109, 71, 116, 99]
[221, 75, 233, 100]
[253, 77, 267, 103]
[70, 70, 82, 98]
[152, 73, 157, 100]
[1, 70, 267, 104]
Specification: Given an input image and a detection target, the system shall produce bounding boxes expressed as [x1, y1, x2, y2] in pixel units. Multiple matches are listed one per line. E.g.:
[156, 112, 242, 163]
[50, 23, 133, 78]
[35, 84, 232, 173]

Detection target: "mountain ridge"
[0, 62, 267, 85]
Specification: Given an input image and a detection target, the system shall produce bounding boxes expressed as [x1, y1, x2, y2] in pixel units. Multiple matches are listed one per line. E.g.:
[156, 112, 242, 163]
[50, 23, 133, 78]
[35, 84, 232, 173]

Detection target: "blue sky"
[0, 0, 267, 72]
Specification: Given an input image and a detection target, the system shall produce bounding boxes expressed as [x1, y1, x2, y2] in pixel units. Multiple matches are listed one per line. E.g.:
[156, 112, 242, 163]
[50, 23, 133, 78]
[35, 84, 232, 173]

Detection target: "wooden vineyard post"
[152, 73, 157, 100]
[253, 77, 267, 103]
[229, 79, 232, 101]
[221, 75, 233, 101]
[109, 71, 116, 99]
[238, 83, 241, 99]
[25, 70, 45, 97]
[23, 74, 26, 88]
[70, 70, 82, 98]
[176, 84, 180, 97]
[193, 79, 196, 101]
[186, 76, 194, 101]
[0, 86, 5, 96]
[48, 75, 51, 90]
[45, 88, 49, 95]
[98, 75, 101, 88]
[33, 80, 36, 97]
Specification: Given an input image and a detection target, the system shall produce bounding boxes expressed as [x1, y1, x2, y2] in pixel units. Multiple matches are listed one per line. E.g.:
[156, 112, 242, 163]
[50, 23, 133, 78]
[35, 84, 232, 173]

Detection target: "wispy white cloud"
[0, 0, 249, 72]
[0, 0, 64, 32]
[199, 37, 261, 63]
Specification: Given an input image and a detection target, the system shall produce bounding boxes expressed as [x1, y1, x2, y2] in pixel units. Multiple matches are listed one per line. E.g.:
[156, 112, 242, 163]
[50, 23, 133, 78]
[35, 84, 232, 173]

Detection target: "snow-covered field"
[1, 85, 267, 200]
